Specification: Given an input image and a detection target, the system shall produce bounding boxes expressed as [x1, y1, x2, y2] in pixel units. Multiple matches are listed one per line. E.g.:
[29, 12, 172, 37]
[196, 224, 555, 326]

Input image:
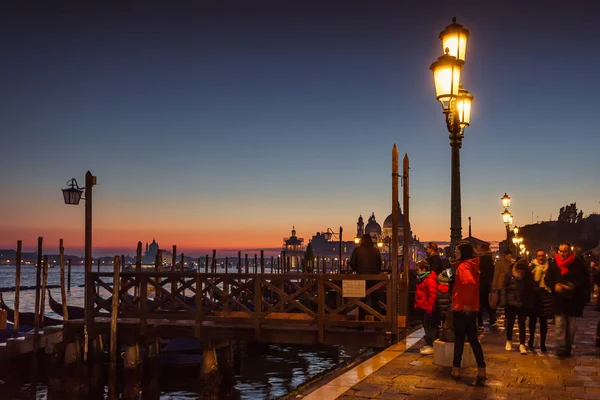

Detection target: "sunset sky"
[1, 1, 599, 257]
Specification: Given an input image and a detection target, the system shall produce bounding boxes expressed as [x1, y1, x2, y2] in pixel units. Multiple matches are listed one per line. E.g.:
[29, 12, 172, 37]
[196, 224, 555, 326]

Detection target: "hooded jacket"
[500, 264, 534, 309]
[437, 269, 452, 315]
[452, 257, 480, 312]
[415, 270, 438, 313]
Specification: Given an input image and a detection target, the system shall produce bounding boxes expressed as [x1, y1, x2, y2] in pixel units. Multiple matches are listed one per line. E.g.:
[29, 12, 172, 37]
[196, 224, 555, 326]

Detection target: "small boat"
[0, 293, 62, 327]
[47, 289, 85, 319]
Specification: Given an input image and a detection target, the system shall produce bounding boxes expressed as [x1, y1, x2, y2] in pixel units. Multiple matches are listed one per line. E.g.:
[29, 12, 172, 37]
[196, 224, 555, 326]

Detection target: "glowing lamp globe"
[430, 52, 464, 111]
[501, 193, 511, 209]
[502, 209, 513, 225]
[439, 17, 469, 62]
[457, 86, 473, 128]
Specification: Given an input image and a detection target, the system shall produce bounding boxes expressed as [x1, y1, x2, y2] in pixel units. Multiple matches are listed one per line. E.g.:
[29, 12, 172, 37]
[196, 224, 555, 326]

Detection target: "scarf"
[531, 259, 550, 292]
[556, 252, 575, 275]
[417, 271, 431, 283]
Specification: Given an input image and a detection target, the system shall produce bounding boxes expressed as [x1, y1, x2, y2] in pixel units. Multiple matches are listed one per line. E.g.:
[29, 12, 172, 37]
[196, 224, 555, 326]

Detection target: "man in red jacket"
[415, 260, 438, 355]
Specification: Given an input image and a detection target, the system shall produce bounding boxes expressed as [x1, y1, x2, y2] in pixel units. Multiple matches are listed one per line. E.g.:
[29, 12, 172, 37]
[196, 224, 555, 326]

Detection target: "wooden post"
[238, 251, 242, 273]
[83, 171, 96, 363]
[317, 275, 325, 344]
[212, 249, 217, 273]
[270, 256, 274, 273]
[108, 255, 120, 399]
[260, 250, 264, 274]
[135, 241, 142, 298]
[32, 237, 43, 354]
[14, 240, 21, 334]
[97, 258, 101, 292]
[254, 254, 258, 274]
[391, 144, 400, 338]
[40, 255, 49, 328]
[171, 245, 177, 311]
[122, 342, 141, 400]
[245, 254, 249, 274]
[400, 154, 410, 325]
[67, 258, 72, 291]
[60, 239, 68, 320]
[180, 253, 184, 272]
[225, 257, 229, 274]
[205, 254, 209, 274]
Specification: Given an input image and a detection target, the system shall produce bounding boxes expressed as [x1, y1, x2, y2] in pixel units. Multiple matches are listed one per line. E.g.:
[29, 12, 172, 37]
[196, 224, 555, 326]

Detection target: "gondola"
[0, 293, 63, 327]
[47, 289, 85, 319]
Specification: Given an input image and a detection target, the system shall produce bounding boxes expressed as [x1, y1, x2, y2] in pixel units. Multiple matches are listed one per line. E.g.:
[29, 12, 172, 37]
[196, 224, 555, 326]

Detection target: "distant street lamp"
[501, 193, 511, 209]
[62, 171, 96, 360]
[501, 193, 514, 253]
[430, 18, 473, 258]
[322, 227, 343, 271]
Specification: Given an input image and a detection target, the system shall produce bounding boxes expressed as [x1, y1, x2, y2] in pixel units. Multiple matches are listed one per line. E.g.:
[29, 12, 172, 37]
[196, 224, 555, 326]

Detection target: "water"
[0, 266, 370, 399]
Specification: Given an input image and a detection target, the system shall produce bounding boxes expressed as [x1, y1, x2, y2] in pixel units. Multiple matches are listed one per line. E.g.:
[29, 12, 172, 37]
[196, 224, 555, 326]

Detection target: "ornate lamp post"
[430, 18, 473, 259]
[323, 227, 343, 271]
[62, 171, 96, 360]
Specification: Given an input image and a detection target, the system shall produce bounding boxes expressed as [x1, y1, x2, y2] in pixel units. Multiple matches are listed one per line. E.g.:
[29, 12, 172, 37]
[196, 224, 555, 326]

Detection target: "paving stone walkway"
[336, 304, 600, 400]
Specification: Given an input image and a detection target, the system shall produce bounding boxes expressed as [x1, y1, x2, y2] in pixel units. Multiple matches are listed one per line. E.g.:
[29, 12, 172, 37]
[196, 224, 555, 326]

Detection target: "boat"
[47, 289, 85, 319]
[0, 293, 62, 327]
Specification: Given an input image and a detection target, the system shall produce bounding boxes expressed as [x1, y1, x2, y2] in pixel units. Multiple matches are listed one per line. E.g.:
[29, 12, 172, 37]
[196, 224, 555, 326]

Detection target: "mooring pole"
[14, 240, 22, 335]
[391, 145, 399, 341]
[400, 154, 411, 321]
[60, 239, 68, 320]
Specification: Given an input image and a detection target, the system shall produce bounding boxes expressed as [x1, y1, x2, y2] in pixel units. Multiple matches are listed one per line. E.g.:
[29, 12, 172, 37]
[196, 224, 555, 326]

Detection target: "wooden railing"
[90, 271, 395, 343]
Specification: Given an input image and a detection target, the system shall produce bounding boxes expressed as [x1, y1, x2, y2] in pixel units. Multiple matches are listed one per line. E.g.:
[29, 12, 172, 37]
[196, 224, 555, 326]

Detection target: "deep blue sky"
[1, 1, 599, 255]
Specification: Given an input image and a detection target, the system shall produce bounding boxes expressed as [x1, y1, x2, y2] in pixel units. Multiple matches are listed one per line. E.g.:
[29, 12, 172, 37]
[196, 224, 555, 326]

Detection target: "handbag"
[488, 291, 499, 309]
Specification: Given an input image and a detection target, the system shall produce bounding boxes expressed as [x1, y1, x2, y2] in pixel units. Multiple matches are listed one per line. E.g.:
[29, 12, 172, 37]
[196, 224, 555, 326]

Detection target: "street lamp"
[62, 171, 96, 360]
[322, 227, 343, 272]
[430, 18, 473, 259]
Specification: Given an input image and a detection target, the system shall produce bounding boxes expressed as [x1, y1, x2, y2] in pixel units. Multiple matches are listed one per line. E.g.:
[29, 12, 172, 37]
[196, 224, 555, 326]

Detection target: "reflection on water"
[0, 266, 371, 399]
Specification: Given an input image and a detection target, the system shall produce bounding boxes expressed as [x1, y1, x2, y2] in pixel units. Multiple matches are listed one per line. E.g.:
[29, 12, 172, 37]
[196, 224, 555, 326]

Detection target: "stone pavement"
[310, 304, 600, 400]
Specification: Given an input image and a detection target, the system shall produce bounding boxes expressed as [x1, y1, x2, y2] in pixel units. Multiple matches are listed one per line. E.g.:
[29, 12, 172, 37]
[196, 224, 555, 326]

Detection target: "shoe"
[519, 344, 527, 355]
[541, 345, 547, 353]
[451, 367, 460, 380]
[420, 346, 434, 355]
[528, 341, 534, 350]
[505, 341, 512, 351]
[476, 367, 487, 382]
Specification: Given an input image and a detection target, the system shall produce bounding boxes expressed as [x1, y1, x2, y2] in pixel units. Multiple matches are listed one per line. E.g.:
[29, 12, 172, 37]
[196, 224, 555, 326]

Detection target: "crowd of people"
[414, 240, 600, 382]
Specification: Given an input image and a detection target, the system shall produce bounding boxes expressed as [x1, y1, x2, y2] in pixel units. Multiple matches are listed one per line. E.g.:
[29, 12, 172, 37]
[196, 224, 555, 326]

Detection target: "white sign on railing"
[342, 280, 366, 298]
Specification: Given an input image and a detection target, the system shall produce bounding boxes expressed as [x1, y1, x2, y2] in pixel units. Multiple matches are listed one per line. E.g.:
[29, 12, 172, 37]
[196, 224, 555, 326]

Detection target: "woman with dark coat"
[500, 259, 534, 355]
[528, 249, 554, 352]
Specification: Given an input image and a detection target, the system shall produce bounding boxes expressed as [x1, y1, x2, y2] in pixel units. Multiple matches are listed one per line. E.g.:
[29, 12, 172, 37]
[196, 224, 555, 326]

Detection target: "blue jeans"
[554, 314, 576, 353]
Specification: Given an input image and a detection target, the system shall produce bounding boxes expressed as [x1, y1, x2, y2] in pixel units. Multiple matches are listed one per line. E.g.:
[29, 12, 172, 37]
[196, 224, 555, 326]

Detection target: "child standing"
[415, 260, 438, 355]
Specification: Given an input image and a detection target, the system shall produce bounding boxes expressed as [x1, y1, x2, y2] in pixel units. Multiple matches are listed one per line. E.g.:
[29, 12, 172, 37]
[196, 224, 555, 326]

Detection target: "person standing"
[349, 234, 383, 321]
[450, 241, 486, 383]
[414, 260, 438, 355]
[490, 250, 513, 327]
[426, 242, 444, 276]
[528, 249, 554, 352]
[477, 243, 496, 329]
[545, 242, 588, 357]
[500, 259, 533, 355]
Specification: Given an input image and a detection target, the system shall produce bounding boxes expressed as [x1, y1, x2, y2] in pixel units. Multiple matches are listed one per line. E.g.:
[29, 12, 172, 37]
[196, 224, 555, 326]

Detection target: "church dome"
[365, 212, 381, 235]
[383, 203, 407, 229]
[149, 239, 159, 253]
